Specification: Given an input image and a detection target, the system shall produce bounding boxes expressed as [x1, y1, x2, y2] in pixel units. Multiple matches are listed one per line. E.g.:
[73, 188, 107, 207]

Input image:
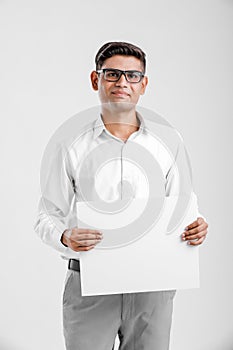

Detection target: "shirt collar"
[93, 111, 146, 140]
[93, 114, 105, 139]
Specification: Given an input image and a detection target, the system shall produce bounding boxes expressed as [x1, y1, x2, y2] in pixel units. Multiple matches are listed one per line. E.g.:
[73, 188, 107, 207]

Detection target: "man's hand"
[61, 227, 103, 252]
[181, 217, 208, 246]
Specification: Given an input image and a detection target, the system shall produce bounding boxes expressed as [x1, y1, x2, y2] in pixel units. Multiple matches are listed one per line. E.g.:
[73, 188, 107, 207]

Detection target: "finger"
[73, 245, 96, 252]
[75, 233, 103, 241]
[182, 223, 206, 238]
[185, 217, 204, 230]
[78, 228, 103, 234]
[183, 229, 207, 241]
[187, 236, 206, 246]
[80, 238, 102, 246]
[70, 231, 103, 243]
[74, 238, 102, 247]
[70, 238, 100, 251]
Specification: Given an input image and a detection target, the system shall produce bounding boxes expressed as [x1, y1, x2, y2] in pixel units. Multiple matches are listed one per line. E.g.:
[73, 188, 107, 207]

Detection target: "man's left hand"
[182, 217, 208, 246]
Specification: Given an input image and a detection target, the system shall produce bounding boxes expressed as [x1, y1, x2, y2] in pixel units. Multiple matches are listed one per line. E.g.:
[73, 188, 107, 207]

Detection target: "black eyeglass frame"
[96, 68, 145, 83]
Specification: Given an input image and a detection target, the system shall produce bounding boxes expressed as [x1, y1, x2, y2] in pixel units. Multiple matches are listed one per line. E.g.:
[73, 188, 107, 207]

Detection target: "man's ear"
[140, 76, 148, 95]
[90, 71, 99, 91]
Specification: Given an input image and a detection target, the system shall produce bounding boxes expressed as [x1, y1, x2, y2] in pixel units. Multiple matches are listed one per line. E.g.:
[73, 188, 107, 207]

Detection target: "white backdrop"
[0, 1, 232, 349]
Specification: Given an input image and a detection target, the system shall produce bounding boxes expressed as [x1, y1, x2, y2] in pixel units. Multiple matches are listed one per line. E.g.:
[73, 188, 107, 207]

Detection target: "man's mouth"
[111, 91, 130, 97]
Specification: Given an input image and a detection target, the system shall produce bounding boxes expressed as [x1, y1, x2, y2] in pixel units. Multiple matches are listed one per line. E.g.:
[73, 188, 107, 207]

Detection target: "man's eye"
[106, 71, 119, 78]
[127, 72, 139, 79]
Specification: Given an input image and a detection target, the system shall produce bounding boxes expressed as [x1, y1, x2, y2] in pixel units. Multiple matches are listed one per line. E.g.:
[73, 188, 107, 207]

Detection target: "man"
[35, 42, 208, 350]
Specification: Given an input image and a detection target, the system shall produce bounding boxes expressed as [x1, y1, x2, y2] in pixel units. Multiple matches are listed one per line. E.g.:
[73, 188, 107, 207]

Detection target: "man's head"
[91, 41, 148, 107]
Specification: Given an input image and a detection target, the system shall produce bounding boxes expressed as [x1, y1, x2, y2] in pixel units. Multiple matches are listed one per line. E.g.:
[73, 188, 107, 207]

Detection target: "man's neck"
[101, 106, 139, 141]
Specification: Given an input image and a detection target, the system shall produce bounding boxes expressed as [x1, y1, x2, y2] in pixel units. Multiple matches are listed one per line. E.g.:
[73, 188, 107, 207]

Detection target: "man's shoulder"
[57, 118, 99, 152]
[142, 118, 184, 153]
[137, 107, 184, 148]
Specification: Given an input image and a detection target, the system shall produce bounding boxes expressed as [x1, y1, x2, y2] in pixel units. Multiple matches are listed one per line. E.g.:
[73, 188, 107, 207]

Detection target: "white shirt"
[34, 112, 201, 260]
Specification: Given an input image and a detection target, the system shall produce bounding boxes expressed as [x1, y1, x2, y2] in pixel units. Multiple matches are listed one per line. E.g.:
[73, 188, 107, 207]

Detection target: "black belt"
[68, 259, 80, 272]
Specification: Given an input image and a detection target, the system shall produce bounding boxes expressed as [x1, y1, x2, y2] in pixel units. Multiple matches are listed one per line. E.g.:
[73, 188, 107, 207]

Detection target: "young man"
[35, 42, 208, 350]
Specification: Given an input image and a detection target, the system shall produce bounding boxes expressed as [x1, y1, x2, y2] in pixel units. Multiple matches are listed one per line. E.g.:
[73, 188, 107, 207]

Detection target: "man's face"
[91, 55, 148, 106]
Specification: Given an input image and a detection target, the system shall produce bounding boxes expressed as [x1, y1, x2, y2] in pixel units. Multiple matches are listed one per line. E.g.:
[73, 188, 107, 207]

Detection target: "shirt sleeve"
[165, 137, 206, 221]
[34, 142, 76, 253]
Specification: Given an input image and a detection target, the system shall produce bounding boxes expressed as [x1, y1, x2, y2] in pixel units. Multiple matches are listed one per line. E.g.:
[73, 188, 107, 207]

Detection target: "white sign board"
[78, 193, 199, 296]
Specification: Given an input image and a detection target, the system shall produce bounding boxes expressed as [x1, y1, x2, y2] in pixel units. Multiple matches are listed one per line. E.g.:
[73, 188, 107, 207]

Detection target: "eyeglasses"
[96, 68, 145, 83]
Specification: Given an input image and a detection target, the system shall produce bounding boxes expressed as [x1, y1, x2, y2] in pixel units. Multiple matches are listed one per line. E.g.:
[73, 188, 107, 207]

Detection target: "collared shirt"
[34, 112, 201, 260]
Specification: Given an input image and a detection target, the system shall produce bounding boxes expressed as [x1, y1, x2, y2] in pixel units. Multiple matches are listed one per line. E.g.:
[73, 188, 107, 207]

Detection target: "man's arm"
[34, 143, 74, 253]
[165, 137, 208, 245]
[34, 143, 102, 253]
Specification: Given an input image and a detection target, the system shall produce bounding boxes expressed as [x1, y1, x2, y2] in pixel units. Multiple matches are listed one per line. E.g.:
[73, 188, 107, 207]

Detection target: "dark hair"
[95, 41, 146, 73]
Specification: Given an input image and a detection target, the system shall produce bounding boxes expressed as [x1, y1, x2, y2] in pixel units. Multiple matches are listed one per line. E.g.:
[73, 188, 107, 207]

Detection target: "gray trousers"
[63, 269, 176, 350]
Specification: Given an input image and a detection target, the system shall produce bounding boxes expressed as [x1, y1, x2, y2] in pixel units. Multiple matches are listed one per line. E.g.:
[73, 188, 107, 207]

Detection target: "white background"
[0, 1, 232, 349]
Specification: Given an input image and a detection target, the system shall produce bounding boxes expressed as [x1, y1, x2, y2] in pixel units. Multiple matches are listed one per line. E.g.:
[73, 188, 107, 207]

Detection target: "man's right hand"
[61, 227, 103, 252]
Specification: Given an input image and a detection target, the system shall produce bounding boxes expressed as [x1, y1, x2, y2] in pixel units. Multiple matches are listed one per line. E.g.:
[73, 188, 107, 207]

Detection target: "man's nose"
[115, 73, 129, 86]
